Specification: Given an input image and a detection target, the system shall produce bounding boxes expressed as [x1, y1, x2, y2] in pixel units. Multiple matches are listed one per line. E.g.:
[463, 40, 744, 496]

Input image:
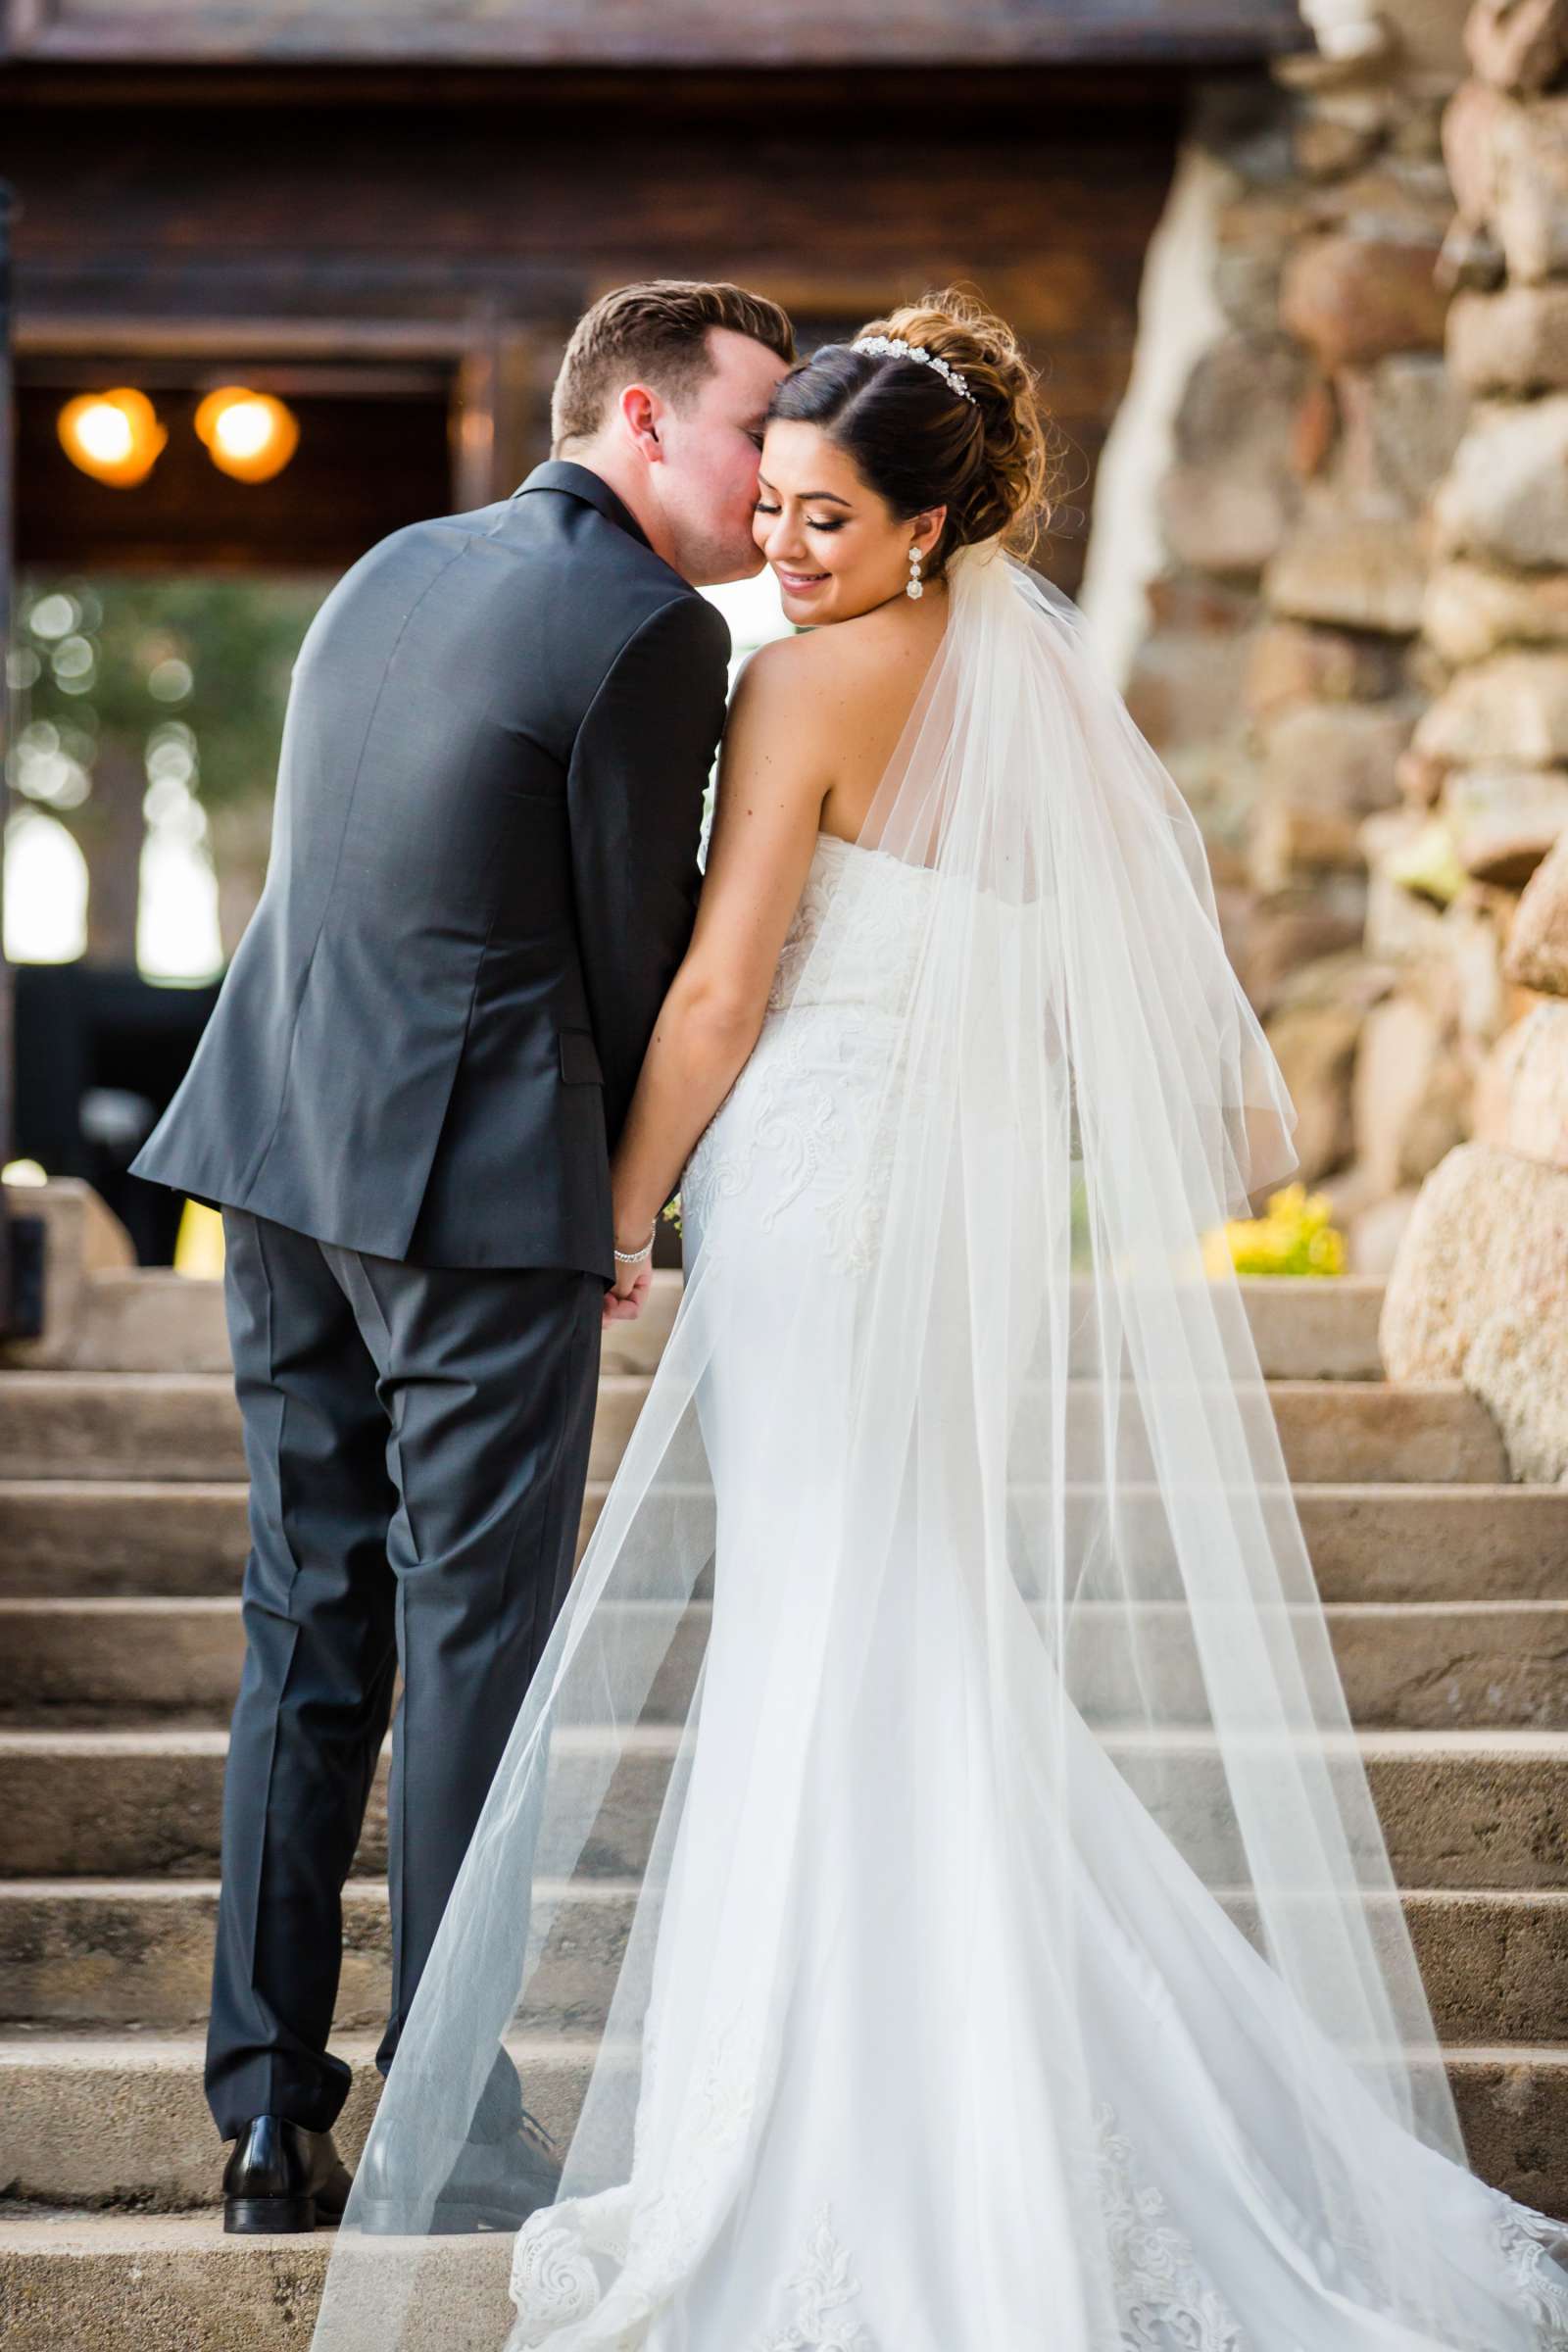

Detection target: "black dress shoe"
[222, 2115, 355, 2234]
[359, 2103, 564, 2236]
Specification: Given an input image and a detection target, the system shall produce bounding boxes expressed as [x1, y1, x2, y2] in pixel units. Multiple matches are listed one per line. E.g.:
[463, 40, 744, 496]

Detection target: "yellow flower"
[1202, 1183, 1347, 1279]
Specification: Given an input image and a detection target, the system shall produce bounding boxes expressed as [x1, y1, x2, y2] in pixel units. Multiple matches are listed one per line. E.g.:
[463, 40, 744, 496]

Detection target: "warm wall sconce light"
[194, 387, 300, 483]
[57, 388, 168, 488]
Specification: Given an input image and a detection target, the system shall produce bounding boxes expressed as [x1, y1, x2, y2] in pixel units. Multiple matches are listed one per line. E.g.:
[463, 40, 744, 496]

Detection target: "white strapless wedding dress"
[501, 831, 1568, 2352]
[314, 551, 1568, 2352]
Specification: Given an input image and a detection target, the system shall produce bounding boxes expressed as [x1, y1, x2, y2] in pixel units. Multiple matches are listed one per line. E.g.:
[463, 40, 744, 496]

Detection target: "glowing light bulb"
[75, 407, 133, 464]
[57, 389, 167, 488]
[212, 400, 272, 461]
[194, 386, 300, 483]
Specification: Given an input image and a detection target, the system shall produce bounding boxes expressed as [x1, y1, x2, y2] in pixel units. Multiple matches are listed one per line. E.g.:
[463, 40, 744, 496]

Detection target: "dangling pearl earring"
[906, 542, 924, 601]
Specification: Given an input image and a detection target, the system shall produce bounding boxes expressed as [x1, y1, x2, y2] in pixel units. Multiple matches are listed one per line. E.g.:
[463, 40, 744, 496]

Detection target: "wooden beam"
[3, 0, 1308, 69]
[0, 65, 1230, 119]
[14, 316, 491, 360]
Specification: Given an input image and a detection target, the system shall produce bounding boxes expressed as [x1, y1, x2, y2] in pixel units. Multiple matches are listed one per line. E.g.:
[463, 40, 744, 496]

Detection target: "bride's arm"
[605, 636, 831, 1297]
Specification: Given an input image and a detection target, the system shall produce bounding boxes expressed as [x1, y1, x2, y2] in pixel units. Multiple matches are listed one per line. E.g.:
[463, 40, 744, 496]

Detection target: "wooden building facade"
[0, 1, 1306, 591]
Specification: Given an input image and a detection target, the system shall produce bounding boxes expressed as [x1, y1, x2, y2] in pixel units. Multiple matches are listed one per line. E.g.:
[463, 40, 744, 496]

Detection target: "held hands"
[603, 1216, 657, 1326]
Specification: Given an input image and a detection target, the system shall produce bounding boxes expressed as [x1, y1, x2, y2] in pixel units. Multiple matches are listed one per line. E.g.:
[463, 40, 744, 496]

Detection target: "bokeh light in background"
[57, 388, 168, 488]
[137, 716, 223, 978]
[5, 573, 318, 979]
[3, 808, 88, 960]
[194, 387, 299, 484]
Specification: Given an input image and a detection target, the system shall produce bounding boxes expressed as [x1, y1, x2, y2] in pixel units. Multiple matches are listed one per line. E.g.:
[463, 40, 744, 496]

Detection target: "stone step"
[0, 2212, 501, 2352]
[30, 1262, 683, 1378]
[4, 1877, 1566, 2047]
[0, 2034, 1563, 2221]
[0, 2033, 594, 2213]
[1239, 1274, 1388, 1380]
[3, 1725, 1567, 1889]
[3, 1478, 1562, 1603]
[19, 1262, 1390, 1380]
[46, 1268, 235, 1378]
[0, 1369, 1511, 1488]
[6, 1594, 1568, 1733]
[0, 1877, 633, 2039]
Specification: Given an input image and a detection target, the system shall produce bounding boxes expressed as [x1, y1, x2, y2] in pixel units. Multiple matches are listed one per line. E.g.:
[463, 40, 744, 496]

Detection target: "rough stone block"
[1419, 652, 1568, 769]
[1474, 1004, 1568, 1170]
[1264, 519, 1426, 635]
[1424, 558, 1568, 665]
[1506, 826, 1568, 991]
[1326, 352, 1466, 517]
[1444, 84, 1568, 283]
[1251, 701, 1415, 886]
[1439, 764, 1568, 888]
[1381, 1141, 1568, 1479]
[1352, 994, 1469, 1193]
[1449, 281, 1568, 394]
[1466, 0, 1568, 96]
[1246, 619, 1404, 718]
[1465, 1298, 1568, 1485]
[1158, 332, 1307, 573]
[1434, 396, 1568, 569]
[1280, 232, 1447, 368]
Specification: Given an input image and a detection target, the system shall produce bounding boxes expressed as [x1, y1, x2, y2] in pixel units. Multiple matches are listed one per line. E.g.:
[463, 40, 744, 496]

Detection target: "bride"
[311, 293, 1568, 2350]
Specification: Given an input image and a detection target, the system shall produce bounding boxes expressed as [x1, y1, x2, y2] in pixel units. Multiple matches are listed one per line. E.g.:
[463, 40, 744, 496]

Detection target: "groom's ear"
[616, 382, 666, 464]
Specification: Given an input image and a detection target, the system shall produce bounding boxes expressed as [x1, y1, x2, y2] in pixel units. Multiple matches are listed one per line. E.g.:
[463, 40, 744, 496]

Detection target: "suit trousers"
[205, 1205, 602, 2140]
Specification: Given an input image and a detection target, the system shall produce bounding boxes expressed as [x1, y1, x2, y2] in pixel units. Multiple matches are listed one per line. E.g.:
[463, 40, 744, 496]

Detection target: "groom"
[131, 279, 795, 2232]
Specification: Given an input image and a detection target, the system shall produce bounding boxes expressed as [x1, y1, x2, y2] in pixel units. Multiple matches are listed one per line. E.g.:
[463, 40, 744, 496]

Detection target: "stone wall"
[1380, 830, 1568, 1480]
[1370, 4, 1568, 1483]
[1122, 2, 1568, 1274]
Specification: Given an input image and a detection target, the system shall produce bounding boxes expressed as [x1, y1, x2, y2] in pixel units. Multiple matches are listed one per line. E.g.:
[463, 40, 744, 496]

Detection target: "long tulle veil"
[311, 542, 1567, 2350]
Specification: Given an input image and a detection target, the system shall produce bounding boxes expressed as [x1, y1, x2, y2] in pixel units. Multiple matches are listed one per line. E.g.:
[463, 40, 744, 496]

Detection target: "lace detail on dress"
[680, 834, 931, 1277]
[508, 2220, 603, 2340]
[622, 2007, 763, 2291]
[678, 1003, 841, 1256]
[508, 2057, 1568, 2352]
[746, 2202, 876, 2352]
[1090, 2100, 1246, 2352]
[1493, 2197, 1568, 2344]
[508, 2006, 768, 2347]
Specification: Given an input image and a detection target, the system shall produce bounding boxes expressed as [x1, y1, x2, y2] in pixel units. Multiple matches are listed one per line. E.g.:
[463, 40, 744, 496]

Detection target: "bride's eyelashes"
[753, 500, 845, 533]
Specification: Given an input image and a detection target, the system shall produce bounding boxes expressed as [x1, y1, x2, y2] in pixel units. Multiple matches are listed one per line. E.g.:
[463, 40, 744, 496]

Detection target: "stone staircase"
[1, 1182, 1566, 2347]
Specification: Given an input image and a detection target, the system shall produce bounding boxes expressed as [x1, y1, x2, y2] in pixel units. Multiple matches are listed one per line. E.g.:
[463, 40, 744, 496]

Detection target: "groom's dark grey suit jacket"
[131, 462, 730, 1278]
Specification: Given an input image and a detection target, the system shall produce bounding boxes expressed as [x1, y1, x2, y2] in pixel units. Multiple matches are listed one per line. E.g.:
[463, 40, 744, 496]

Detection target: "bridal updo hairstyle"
[766, 288, 1054, 578]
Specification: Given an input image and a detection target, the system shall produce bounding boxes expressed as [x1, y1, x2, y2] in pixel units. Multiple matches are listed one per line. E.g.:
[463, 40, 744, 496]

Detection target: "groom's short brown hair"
[551, 279, 796, 450]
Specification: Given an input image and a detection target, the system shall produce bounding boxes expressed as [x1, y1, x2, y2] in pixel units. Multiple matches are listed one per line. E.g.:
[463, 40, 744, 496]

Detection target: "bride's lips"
[775, 566, 830, 594]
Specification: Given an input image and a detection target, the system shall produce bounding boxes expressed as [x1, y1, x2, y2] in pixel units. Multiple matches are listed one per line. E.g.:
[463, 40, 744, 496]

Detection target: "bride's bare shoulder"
[736, 606, 928, 722]
[734, 624, 840, 695]
[726, 626, 858, 754]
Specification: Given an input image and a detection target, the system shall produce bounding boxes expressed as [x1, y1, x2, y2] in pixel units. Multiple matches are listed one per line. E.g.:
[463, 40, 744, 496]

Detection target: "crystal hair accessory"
[852, 333, 975, 403]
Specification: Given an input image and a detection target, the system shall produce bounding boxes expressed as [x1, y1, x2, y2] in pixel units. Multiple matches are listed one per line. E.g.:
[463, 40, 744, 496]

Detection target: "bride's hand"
[604, 1216, 656, 1325]
[604, 1259, 651, 1325]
